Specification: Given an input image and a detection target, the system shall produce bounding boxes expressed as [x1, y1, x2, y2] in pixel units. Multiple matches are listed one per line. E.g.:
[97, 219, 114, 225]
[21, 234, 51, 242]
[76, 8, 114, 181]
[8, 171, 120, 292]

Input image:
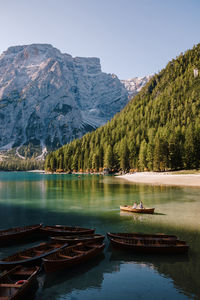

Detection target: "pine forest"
[45, 44, 200, 173]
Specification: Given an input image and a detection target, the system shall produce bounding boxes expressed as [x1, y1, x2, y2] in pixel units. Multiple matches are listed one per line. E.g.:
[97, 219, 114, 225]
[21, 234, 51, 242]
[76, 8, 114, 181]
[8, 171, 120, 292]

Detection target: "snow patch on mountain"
[121, 75, 152, 97]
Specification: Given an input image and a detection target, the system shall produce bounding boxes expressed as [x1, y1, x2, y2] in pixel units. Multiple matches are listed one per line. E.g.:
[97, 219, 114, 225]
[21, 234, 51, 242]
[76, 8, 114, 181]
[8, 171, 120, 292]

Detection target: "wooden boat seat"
[73, 250, 85, 254]
[13, 270, 33, 275]
[58, 254, 72, 259]
[18, 255, 32, 259]
[33, 250, 44, 255]
[0, 283, 22, 288]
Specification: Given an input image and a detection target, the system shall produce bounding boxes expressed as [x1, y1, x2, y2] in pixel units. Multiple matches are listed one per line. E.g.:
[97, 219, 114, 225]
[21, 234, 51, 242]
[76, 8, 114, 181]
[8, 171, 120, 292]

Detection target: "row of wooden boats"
[0, 224, 189, 299]
[0, 225, 105, 299]
[0, 231, 189, 272]
[0, 224, 95, 245]
[0, 234, 106, 270]
[0, 241, 105, 299]
[0, 240, 105, 298]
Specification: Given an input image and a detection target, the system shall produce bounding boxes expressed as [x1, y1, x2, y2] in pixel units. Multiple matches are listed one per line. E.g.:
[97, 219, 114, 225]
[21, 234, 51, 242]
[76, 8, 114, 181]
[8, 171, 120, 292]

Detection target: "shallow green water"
[0, 172, 200, 299]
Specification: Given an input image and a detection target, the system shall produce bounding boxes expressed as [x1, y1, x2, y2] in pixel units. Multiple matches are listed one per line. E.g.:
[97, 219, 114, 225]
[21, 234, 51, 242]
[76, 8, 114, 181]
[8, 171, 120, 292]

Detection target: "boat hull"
[43, 243, 105, 273]
[40, 225, 95, 237]
[110, 238, 189, 254]
[120, 206, 155, 214]
[107, 232, 178, 241]
[50, 234, 105, 245]
[0, 224, 42, 245]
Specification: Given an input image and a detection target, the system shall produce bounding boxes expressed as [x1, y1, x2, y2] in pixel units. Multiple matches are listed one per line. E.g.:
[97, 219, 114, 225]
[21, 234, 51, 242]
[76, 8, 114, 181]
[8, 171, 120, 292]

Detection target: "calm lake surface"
[0, 172, 200, 300]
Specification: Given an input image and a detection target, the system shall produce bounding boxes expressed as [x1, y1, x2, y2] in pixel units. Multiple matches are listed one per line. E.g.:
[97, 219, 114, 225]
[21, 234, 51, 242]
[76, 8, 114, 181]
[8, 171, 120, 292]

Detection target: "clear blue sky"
[0, 0, 199, 79]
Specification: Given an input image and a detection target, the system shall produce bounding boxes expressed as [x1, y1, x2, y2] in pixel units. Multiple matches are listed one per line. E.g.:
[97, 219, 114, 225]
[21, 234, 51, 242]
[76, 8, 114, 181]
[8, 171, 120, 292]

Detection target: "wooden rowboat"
[40, 225, 95, 236]
[107, 232, 178, 241]
[120, 206, 155, 214]
[0, 224, 42, 244]
[0, 265, 39, 300]
[110, 238, 189, 254]
[50, 234, 105, 245]
[43, 242, 105, 273]
[0, 242, 68, 270]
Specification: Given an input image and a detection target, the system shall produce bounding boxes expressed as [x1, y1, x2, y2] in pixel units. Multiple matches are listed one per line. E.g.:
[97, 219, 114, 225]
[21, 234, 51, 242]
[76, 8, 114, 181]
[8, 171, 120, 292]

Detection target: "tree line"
[0, 159, 44, 171]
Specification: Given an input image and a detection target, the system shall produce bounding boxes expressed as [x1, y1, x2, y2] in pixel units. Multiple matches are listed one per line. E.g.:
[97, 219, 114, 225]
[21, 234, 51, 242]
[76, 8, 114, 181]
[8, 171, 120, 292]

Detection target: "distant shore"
[117, 172, 200, 187]
[27, 170, 45, 173]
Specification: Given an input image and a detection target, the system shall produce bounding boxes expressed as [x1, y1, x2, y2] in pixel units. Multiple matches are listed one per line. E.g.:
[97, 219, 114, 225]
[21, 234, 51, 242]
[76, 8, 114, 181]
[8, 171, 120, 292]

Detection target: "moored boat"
[40, 225, 95, 236]
[120, 205, 155, 214]
[50, 234, 105, 245]
[107, 232, 178, 241]
[110, 238, 189, 254]
[0, 265, 39, 299]
[0, 242, 68, 270]
[43, 242, 105, 273]
[0, 224, 42, 244]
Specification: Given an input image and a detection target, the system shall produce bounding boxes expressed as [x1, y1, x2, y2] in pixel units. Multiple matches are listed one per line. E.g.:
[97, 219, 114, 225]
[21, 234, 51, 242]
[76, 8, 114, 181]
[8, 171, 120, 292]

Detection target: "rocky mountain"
[0, 44, 150, 156]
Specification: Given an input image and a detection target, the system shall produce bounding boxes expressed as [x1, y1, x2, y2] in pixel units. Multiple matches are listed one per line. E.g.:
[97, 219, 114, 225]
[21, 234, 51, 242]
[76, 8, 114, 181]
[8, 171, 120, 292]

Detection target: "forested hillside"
[45, 44, 200, 172]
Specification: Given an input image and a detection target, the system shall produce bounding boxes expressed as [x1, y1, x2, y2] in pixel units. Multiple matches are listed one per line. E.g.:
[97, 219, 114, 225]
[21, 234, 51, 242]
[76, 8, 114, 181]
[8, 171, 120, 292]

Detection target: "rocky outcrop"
[121, 75, 152, 98]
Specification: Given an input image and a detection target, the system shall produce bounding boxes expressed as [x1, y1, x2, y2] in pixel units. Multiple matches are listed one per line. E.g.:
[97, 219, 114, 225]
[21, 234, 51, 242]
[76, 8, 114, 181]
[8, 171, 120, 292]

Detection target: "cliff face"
[0, 44, 129, 150]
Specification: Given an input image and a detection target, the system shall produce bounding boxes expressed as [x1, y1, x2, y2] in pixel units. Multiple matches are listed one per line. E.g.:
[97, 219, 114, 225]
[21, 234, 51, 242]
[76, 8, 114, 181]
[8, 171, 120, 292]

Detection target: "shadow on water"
[42, 254, 105, 289]
[119, 211, 166, 217]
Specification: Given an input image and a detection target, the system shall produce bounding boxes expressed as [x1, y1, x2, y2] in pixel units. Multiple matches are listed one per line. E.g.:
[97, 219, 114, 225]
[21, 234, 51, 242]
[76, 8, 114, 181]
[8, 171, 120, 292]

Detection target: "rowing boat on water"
[120, 206, 155, 214]
[110, 238, 189, 254]
[43, 243, 105, 273]
[0, 242, 68, 270]
[107, 232, 178, 241]
[0, 265, 39, 300]
[50, 234, 105, 245]
[0, 224, 42, 244]
[40, 225, 95, 236]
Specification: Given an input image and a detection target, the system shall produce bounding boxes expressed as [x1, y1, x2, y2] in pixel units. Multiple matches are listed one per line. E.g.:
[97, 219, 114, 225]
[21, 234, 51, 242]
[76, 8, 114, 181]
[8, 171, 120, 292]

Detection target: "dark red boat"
[107, 232, 178, 241]
[0, 265, 39, 299]
[110, 238, 189, 254]
[0, 224, 42, 244]
[50, 234, 105, 245]
[0, 241, 68, 270]
[40, 225, 95, 236]
[43, 242, 105, 273]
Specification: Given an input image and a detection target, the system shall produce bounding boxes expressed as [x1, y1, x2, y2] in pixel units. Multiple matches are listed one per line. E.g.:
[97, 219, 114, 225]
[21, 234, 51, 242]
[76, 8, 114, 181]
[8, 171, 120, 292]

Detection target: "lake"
[0, 172, 199, 300]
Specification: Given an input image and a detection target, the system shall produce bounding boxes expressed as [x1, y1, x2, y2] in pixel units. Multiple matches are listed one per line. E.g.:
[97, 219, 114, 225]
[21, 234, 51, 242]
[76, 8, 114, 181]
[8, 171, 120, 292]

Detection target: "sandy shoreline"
[117, 172, 200, 187]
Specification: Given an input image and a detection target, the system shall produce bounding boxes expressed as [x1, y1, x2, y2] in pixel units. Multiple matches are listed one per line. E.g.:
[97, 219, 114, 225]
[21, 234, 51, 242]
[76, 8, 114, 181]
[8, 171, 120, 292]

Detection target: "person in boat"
[138, 201, 144, 209]
[132, 202, 137, 209]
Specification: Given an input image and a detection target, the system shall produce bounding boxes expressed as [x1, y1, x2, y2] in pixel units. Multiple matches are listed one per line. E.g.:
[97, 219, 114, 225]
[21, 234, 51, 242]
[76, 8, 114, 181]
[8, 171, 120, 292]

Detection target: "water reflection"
[0, 172, 200, 299]
[35, 247, 193, 300]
